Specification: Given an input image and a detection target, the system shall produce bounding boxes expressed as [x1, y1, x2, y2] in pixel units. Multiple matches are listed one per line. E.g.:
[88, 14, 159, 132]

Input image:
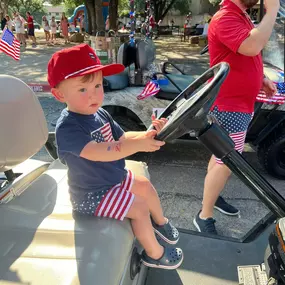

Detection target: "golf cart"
[100, 38, 285, 180]
[1, 61, 285, 285]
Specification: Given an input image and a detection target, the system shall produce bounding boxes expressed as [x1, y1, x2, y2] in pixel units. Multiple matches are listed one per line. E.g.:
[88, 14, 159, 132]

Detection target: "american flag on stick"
[91, 123, 114, 142]
[0, 27, 21, 61]
[137, 79, 160, 100]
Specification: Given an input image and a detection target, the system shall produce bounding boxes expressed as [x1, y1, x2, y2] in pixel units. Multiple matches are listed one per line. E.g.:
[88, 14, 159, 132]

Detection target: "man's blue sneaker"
[193, 211, 217, 235]
[214, 196, 240, 216]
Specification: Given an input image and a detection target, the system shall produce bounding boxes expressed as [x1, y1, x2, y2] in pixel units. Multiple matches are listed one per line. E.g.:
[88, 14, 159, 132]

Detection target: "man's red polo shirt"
[208, 0, 263, 113]
[27, 15, 34, 29]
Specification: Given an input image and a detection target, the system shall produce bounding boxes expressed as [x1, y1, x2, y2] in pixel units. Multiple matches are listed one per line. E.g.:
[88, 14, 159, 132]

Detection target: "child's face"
[52, 71, 104, 115]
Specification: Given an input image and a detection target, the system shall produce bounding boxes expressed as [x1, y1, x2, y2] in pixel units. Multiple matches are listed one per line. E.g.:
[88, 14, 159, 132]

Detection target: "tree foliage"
[0, 0, 46, 22]
[0, 0, 9, 17]
[50, 0, 83, 16]
[9, 0, 45, 14]
[173, 0, 192, 15]
[119, 0, 190, 20]
[208, 0, 222, 6]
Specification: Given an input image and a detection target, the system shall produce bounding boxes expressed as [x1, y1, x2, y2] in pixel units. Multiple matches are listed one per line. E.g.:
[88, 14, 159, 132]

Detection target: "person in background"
[26, 12, 37, 47]
[136, 16, 142, 29]
[5, 15, 13, 31]
[42, 16, 51, 44]
[60, 12, 69, 44]
[193, 0, 279, 235]
[141, 21, 147, 35]
[13, 12, 26, 46]
[50, 16, 57, 44]
[1, 12, 7, 31]
[201, 18, 211, 38]
[170, 19, 175, 29]
[184, 14, 192, 28]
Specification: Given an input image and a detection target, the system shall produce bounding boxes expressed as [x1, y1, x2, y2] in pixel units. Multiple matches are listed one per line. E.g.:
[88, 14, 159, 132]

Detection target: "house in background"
[159, 0, 218, 27]
[43, 1, 64, 20]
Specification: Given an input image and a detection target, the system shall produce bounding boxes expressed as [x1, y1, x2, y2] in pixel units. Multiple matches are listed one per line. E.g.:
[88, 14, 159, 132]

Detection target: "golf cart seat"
[105, 39, 195, 95]
[0, 75, 148, 285]
[155, 62, 195, 101]
[117, 38, 156, 70]
[155, 73, 195, 100]
[102, 39, 155, 91]
[103, 67, 129, 91]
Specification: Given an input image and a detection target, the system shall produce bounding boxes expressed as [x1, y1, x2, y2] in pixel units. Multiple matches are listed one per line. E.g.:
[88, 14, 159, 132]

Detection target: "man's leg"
[201, 161, 231, 219]
[207, 155, 216, 173]
[194, 108, 252, 234]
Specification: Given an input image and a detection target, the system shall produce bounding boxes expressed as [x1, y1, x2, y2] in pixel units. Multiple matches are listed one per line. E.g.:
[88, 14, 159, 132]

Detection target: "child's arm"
[119, 131, 145, 140]
[80, 130, 164, 162]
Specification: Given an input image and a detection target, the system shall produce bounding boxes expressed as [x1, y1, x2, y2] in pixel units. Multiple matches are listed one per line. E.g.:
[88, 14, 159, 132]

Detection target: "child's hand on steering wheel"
[151, 114, 168, 133]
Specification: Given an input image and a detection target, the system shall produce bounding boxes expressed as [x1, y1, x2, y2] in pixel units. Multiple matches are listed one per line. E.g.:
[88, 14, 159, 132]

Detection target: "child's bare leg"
[125, 196, 164, 259]
[131, 175, 165, 226]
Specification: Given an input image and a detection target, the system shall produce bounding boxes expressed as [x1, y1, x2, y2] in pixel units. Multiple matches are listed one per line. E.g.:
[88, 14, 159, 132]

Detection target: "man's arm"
[238, 0, 279, 56]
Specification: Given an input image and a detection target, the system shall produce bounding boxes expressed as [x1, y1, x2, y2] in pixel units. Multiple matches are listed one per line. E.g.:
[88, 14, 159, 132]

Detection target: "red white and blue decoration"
[129, 0, 135, 46]
[256, 69, 285, 105]
[0, 27, 20, 61]
[137, 79, 160, 100]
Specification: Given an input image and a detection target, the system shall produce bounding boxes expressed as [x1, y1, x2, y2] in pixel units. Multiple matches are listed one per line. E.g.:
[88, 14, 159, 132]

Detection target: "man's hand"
[262, 78, 277, 98]
[151, 114, 168, 133]
[264, 0, 280, 13]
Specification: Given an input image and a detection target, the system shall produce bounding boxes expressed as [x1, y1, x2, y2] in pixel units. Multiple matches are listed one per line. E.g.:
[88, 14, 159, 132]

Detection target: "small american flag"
[91, 123, 114, 142]
[137, 79, 160, 100]
[256, 81, 285, 105]
[0, 28, 20, 61]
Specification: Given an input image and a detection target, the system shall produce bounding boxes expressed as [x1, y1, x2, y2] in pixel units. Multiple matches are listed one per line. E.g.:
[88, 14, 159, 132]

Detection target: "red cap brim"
[74, 63, 125, 78]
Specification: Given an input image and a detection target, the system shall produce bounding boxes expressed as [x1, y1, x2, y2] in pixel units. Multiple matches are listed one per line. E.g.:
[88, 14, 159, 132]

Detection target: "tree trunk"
[153, 0, 176, 22]
[109, 0, 118, 31]
[85, 0, 96, 35]
[94, 0, 104, 33]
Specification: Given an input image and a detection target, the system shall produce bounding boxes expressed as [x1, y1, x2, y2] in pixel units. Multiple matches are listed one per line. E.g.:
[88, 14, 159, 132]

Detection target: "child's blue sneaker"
[152, 218, 180, 245]
[141, 247, 183, 269]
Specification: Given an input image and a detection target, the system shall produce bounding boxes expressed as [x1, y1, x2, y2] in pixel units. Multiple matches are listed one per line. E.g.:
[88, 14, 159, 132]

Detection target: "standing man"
[26, 11, 37, 47]
[194, 0, 279, 234]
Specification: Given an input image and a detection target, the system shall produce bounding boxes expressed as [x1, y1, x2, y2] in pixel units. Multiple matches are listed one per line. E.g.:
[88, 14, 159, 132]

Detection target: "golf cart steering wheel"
[151, 62, 230, 141]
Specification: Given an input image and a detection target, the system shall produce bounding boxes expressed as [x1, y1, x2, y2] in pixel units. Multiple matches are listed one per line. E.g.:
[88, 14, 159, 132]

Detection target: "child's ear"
[51, 88, 65, 103]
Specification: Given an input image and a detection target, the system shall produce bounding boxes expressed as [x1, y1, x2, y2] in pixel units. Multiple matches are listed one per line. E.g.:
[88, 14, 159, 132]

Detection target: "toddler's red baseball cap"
[47, 43, 125, 88]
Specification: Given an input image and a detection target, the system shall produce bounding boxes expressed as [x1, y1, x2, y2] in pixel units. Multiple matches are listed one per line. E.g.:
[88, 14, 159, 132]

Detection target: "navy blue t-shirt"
[55, 108, 127, 202]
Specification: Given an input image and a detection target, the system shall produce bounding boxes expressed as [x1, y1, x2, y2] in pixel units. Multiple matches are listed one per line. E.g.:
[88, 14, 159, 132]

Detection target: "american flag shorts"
[71, 170, 135, 221]
[209, 107, 253, 164]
